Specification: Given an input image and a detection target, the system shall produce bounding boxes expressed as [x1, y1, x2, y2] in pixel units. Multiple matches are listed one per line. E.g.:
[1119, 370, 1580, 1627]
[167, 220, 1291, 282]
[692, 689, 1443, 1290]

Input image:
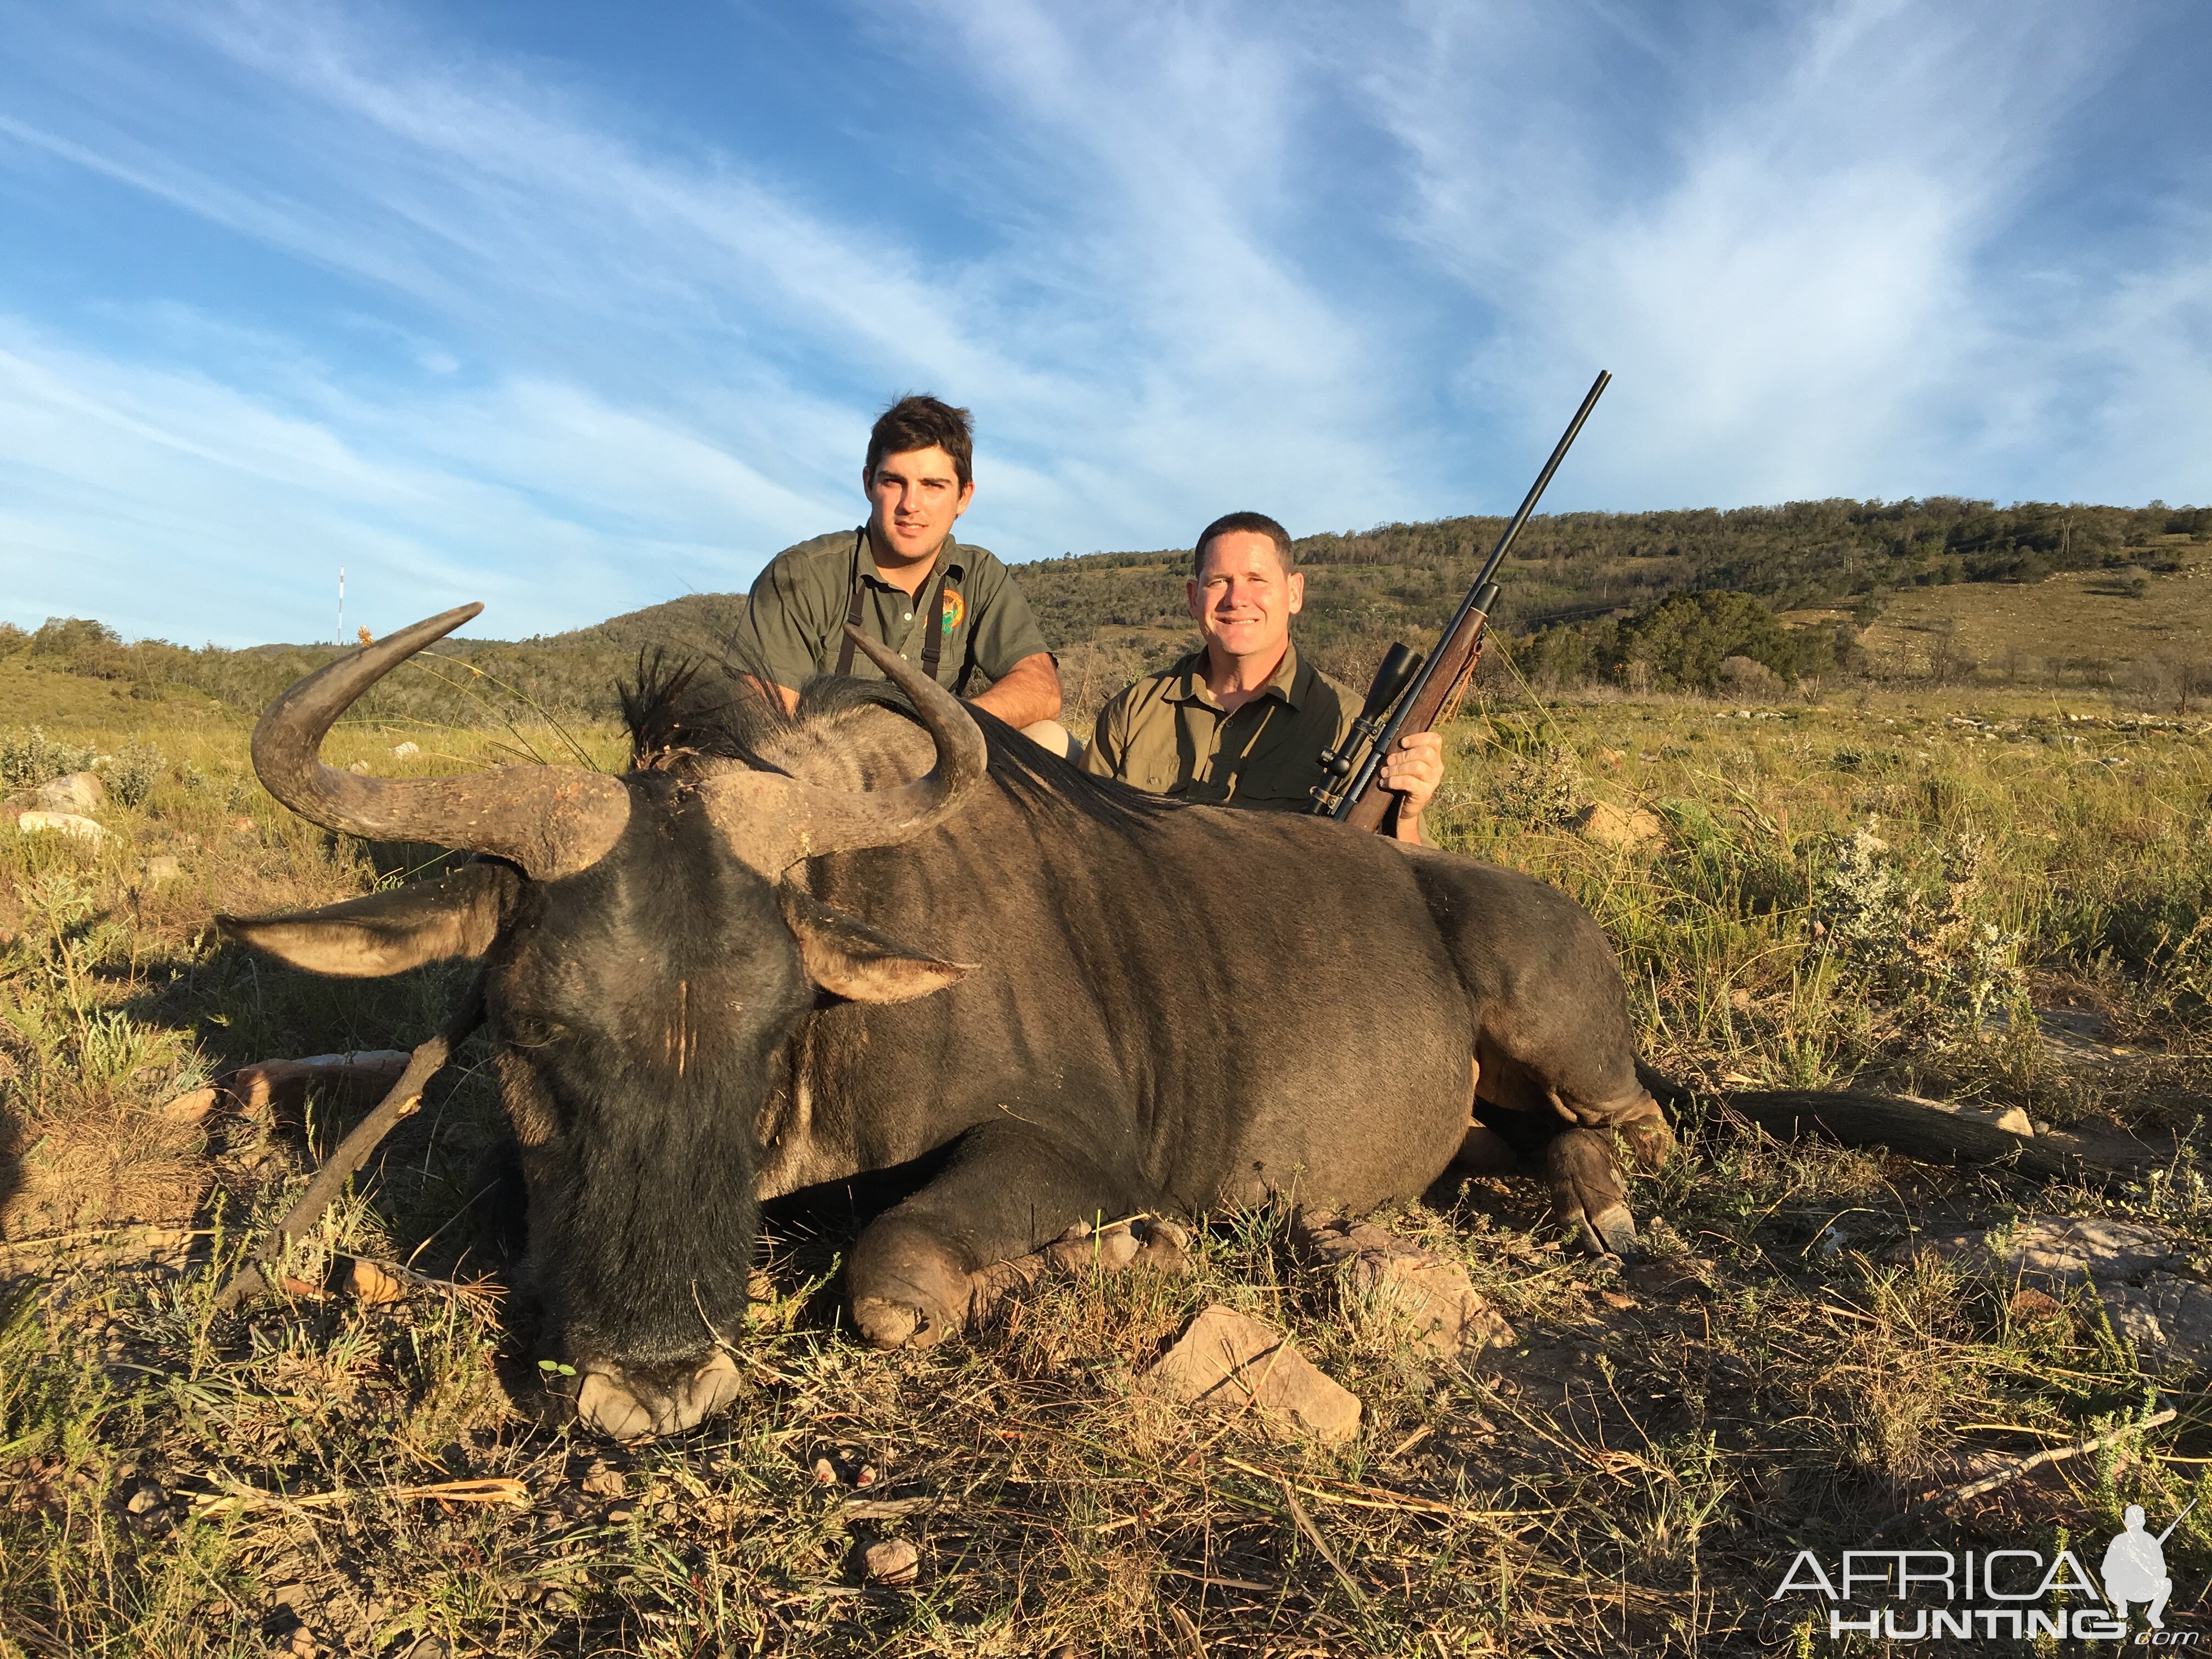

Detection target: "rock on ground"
[229, 1052, 411, 1119]
[1904, 1216, 2181, 1289]
[2103, 1275, 2212, 1367]
[1143, 1304, 1362, 1443]
[1904, 1214, 2212, 1369]
[864, 1538, 920, 1585]
[1294, 1213, 1514, 1357]
[17, 810, 106, 844]
[1572, 802, 1664, 848]
[1956, 1103, 2034, 1136]
[159, 1086, 220, 1123]
[38, 771, 105, 812]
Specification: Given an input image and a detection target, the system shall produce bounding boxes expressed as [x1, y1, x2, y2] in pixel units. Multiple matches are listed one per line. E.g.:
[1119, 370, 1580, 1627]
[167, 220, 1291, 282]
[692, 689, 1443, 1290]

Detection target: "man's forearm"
[970, 653, 1062, 727]
[755, 678, 801, 715]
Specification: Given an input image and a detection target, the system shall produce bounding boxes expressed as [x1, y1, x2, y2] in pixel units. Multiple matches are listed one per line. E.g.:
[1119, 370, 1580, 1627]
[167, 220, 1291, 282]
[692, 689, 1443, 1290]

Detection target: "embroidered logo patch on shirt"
[940, 586, 964, 632]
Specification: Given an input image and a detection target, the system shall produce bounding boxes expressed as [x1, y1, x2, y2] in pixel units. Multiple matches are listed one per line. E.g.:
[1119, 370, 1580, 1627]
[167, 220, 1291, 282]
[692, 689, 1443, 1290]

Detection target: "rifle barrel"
[1322, 368, 1610, 822]
[1468, 369, 1611, 601]
[2156, 1496, 2199, 1544]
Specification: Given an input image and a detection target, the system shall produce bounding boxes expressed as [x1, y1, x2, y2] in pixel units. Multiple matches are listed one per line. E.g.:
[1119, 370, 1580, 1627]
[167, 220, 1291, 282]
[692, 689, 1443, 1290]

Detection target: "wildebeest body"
[225, 608, 1665, 1436]
[781, 766, 1646, 1217]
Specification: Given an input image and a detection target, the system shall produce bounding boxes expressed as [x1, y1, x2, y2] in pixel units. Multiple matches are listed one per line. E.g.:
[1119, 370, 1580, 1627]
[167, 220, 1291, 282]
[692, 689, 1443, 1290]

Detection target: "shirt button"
[903, 612, 912, 620]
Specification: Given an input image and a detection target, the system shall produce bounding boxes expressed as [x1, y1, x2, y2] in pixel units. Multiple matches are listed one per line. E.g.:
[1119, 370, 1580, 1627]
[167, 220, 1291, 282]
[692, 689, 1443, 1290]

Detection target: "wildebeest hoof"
[1041, 1216, 1193, 1276]
[1577, 1204, 1641, 1260]
[848, 1226, 974, 1348]
[1613, 1103, 1678, 1171]
[1135, 1217, 1194, 1272]
[574, 1349, 742, 1440]
[1547, 1128, 1641, 1259]
[852, 1295, 939, 1350]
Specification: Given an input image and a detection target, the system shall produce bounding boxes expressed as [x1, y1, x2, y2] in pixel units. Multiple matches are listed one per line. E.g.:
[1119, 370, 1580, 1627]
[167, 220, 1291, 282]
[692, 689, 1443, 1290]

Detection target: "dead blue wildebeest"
[221, 605, 1907, 1438]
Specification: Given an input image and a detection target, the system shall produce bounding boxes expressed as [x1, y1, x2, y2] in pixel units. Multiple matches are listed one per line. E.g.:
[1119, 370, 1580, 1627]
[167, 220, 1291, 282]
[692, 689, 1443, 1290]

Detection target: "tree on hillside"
[1520, 590, 1841, 692]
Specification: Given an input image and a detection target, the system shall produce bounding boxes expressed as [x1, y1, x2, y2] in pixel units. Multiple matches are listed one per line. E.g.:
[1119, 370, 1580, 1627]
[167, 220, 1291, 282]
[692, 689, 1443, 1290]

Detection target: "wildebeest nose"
[574, 1350, 742, 1440]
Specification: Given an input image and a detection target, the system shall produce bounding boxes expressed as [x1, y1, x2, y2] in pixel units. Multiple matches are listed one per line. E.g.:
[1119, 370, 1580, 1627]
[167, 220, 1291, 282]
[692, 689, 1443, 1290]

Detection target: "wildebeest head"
[221, 605, 986, 1437]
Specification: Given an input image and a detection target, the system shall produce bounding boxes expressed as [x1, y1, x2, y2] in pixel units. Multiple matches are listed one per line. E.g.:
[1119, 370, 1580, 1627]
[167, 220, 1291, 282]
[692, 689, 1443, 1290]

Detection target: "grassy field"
[4, 650, 2212, 1655]
[1839, 535, 2212, 695]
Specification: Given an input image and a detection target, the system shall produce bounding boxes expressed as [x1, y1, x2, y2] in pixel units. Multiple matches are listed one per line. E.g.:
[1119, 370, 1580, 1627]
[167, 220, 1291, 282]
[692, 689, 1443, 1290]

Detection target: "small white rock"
[144, 854, 182, 884]
[18, 810, 106, 845]
[1572, 802, 1666, 849]
[391, 741, 421, 758]
[864, 1538, 920, 1585]
[38, 771, 105, 813]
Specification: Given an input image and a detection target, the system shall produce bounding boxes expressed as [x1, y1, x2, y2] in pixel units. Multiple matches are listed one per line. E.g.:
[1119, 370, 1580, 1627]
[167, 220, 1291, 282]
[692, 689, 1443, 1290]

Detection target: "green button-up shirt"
[739, 527, 1051, 695]
[1081, 642, 1356, 810]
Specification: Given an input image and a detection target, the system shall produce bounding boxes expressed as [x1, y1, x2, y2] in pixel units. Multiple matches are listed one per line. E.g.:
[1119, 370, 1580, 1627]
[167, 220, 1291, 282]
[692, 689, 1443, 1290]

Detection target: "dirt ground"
[4, 658, 2212, 1655]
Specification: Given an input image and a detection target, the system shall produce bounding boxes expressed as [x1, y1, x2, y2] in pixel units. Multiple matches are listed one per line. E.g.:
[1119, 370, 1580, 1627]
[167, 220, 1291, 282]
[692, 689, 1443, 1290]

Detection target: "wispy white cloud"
[1369, 0, 2203, 507]
[0, 317, 837, 641]
[0, 0, 2204, 645]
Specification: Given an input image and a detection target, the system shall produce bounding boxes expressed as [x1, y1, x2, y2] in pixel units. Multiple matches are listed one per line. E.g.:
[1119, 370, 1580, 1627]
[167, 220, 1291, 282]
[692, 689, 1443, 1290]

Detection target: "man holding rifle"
[1081, 511, 1445, 843]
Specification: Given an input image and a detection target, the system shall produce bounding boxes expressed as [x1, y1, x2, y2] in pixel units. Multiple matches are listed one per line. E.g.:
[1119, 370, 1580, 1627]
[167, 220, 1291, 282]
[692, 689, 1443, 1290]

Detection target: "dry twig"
[1871, 1407, 2176, 1539]
[212, 974, 485, 1313]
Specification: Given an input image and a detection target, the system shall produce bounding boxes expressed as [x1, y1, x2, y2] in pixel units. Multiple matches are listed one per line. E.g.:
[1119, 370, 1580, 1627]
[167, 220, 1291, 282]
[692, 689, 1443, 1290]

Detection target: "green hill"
[7, 498, 2208, 731]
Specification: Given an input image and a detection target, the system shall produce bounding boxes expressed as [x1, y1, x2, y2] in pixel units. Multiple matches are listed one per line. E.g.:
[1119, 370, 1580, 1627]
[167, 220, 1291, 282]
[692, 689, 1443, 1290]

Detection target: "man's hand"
[970, 651, 1062, 729]
[1377, 730, 1444, 846]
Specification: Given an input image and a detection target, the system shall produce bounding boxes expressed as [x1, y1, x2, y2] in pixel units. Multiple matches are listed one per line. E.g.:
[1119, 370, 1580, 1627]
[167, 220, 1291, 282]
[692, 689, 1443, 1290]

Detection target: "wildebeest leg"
[847, 1118, 1148, 1351]
[1472, 1093, 1675, 1256]
[1414, 856, 1674, 1252]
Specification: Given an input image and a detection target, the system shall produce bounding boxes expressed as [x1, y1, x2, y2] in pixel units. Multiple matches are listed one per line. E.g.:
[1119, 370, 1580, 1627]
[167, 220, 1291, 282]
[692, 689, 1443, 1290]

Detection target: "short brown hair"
[866, 394, 974, 489]
[1193, 511, 1295, 577]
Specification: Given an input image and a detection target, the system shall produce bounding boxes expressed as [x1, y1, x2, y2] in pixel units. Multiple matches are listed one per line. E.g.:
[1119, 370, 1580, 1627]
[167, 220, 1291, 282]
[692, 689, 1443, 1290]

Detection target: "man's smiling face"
[865, 444, 973, 565]
[1188, 529, 1304, 668]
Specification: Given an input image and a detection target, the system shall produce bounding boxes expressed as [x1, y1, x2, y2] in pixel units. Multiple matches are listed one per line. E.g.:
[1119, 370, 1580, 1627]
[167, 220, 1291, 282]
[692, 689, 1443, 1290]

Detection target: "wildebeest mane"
[620, 646, 794, 775]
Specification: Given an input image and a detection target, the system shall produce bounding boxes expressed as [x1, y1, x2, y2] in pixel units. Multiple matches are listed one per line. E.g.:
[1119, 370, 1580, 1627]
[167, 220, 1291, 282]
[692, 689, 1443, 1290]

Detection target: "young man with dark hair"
[740, 395, 1065, 735]
[1082, 511, 1443, 843]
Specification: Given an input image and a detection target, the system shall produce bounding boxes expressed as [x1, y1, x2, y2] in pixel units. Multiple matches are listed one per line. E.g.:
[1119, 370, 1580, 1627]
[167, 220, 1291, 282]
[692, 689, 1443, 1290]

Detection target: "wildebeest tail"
[1634, 1060, 2162, 1190]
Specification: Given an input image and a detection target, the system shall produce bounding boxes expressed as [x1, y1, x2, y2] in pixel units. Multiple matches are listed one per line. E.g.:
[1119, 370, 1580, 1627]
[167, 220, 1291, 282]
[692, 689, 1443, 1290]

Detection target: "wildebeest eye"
[504, 1017, 568, 1049]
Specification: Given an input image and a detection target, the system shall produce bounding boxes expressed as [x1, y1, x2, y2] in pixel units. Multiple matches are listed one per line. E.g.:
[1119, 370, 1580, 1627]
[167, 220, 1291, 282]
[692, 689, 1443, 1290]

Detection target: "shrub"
[1490, 741, 1589, 830]
[0, 727, 99, 791]
[1813, 827, 2029, 1042]
[1719, 655, 1782, 696]
[103, 741, 167, 808]
[1518, 591, 1839, 692]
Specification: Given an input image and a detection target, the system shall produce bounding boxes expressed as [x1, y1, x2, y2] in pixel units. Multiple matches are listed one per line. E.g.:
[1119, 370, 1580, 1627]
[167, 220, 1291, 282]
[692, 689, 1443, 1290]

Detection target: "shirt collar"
[858, 526, 967, 589]
[1167, 640, 1308, 711]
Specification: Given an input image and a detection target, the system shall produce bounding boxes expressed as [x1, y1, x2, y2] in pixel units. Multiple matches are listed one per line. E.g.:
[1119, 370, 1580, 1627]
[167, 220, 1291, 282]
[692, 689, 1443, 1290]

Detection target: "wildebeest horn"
[699, 625, 989, 868]
[250, 603, 632, 881]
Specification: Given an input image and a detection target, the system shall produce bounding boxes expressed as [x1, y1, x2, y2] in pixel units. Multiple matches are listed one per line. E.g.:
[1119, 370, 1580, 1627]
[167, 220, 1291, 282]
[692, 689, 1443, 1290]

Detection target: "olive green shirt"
[1081, 642, 1355, 810]
[740, 526, 1051, 695]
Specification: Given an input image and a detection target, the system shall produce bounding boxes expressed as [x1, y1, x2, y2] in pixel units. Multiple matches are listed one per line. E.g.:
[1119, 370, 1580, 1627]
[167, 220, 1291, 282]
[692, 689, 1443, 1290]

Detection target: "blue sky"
[2, 1, 2208, 646]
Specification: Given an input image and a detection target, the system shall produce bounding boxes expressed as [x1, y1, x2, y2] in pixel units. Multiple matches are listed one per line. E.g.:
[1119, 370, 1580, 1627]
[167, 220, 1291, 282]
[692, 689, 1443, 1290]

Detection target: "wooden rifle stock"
[1337, 590, 1498, 833]
[1312, 370, 1611, 833]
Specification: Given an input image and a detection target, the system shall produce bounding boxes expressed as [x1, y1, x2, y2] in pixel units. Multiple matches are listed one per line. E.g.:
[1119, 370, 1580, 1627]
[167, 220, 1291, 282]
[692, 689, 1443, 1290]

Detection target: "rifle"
[2157, 1498, 2199, 1546]
[1306, 370, 1611, 833]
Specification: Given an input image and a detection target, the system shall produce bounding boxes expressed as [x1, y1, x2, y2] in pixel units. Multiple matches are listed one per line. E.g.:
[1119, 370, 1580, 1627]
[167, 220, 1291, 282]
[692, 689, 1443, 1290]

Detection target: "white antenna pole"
[339, 566, 346, 645]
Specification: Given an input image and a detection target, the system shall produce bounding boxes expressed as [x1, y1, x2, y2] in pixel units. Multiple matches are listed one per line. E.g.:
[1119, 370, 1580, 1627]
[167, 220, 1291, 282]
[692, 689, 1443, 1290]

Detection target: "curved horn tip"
[383, 601, 486, 648]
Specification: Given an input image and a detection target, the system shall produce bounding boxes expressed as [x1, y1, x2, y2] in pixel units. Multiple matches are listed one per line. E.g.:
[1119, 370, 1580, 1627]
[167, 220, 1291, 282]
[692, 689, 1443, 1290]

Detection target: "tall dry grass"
[2, 679, 2209, 1654]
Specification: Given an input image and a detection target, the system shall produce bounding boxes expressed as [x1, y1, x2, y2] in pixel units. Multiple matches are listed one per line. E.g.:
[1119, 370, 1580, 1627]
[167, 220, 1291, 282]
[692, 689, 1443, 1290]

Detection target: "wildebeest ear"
[775, 883, 973, 1003]
[219, 862, 520, 978]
